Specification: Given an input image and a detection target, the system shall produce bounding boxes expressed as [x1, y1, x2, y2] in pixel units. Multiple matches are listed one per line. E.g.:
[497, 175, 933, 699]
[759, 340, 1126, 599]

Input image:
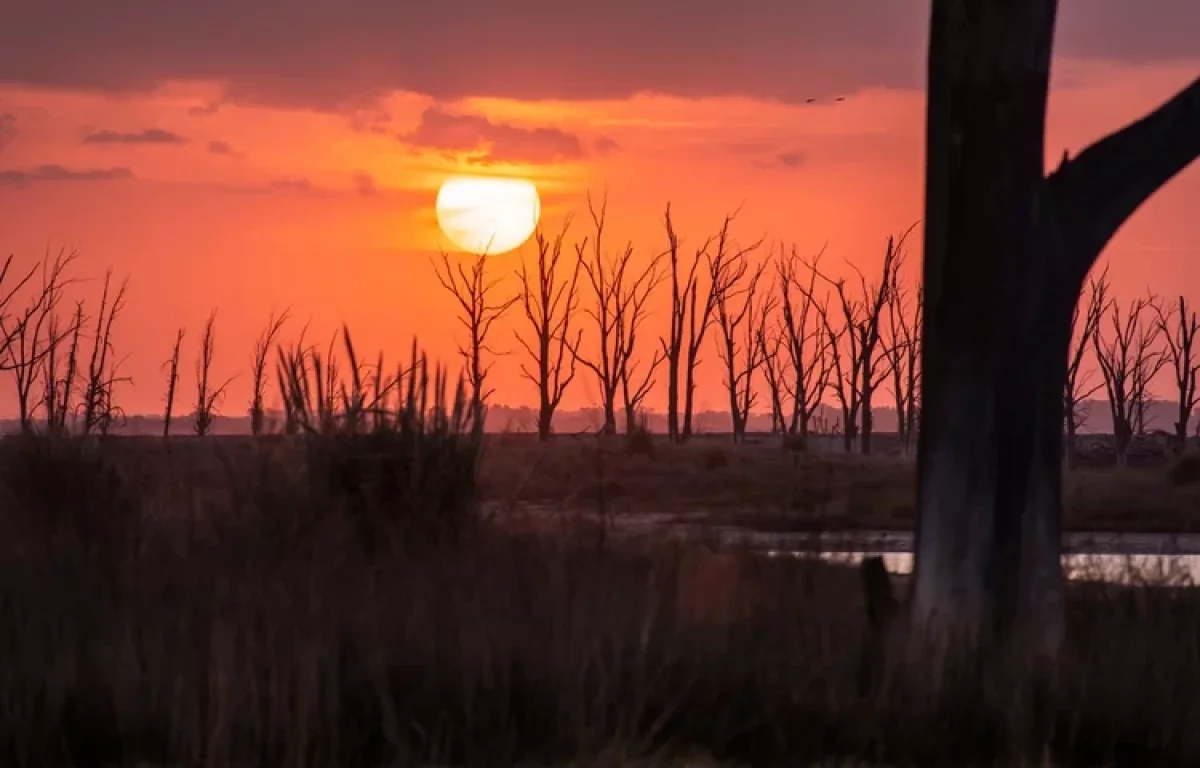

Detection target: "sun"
[435, 176, 541, 255]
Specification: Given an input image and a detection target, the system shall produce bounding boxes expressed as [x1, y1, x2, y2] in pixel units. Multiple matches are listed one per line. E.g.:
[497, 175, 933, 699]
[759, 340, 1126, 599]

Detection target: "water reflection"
[767, 550, 1200, 585]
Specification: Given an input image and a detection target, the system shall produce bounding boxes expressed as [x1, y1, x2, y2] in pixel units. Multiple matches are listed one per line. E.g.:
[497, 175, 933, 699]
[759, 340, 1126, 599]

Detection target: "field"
[0, 424, 1198, 766]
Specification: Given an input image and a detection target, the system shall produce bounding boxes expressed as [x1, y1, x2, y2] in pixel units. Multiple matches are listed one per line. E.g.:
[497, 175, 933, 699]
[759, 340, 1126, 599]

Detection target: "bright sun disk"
[435, 176, 541, 255]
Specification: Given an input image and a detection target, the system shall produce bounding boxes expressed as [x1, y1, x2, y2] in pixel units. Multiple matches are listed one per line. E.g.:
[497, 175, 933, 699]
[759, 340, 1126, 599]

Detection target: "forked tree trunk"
[912, 0, 1199, 660]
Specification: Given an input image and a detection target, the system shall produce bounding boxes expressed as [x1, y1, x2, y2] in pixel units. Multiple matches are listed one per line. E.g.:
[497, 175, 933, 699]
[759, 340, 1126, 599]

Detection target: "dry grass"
[0, 428, 1196, 766]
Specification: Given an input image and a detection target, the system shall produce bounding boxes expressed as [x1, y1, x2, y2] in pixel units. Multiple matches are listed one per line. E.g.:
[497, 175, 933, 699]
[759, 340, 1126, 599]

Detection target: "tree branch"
[1049, 76, 1200, 277]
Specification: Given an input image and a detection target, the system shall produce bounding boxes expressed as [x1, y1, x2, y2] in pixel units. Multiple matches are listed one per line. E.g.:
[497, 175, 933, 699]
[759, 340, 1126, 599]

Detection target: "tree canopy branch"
[1049, 76, 1200, 278]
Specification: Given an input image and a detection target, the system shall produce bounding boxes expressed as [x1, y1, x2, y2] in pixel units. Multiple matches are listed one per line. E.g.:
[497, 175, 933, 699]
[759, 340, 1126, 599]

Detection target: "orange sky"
[0, 3, 1198, 421]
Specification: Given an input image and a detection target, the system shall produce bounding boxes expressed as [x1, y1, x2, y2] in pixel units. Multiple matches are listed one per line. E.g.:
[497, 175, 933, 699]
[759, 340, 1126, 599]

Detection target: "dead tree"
[193, 311, 234, 437]
[845, 232, 910, 455]
[776, 245, 834, 442]
[614, 248, 665, 435]
[660, 206, 760, 443]
[883, 268, 923, 457]
[42, 302, 84, 435]
[1153, 295, 1200, 453]
[80, 272, 130, 436]
[249, 309, 290, 436]
[910, 0, 1197, 662]
[0, 250, 76, 431]
[757, 316, 787, 434]
[1063, 269, 1110, 466]
[163, 328, 185, 439]
[1094, 297, 1165, 465]
[714, 255, 775, 441]
[575, 194, 666, 435]
[515, 220, 582, 440]
[433, 251, 518, 431]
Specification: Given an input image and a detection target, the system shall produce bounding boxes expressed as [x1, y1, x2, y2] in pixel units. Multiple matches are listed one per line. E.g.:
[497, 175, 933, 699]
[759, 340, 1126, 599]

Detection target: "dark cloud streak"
[83, 127, 187, 144]
[400, 106, 589, 164]
[0, 1, 1195, 112]
[0, 164, 133, 187]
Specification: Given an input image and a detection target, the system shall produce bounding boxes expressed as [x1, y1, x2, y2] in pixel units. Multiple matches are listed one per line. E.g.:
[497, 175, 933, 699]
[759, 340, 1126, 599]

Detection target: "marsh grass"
[0, 337, 1199, 765]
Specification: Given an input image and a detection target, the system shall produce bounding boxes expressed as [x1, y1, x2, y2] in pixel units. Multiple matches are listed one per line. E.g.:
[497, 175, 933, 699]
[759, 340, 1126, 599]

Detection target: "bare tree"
[574, 193, 666, 435]
[1063, 269, 1110, 466]
[615, 249, 665, 435]
[1094, 296, 1166, 466]
[851, 232, 909, 455]
[514, 221, 582, 440]
[660, 206, 759, 443]
[433, 251, 518, 431]
[80, 271, 130, 436]
[163, 328, 185, 439]
[776, 245, 834, 442]
[910, 1, 1196, 657]
[249, 308, 290, 436]
[757, 313, 787, 434]
[0, 250, 76, 431]
[883, 267, 923, 457]
[714, 254, 775, 441]
[1153, 294, 1200, 453]
[42, 302, 84, 435]
[193, 311, 234, 437]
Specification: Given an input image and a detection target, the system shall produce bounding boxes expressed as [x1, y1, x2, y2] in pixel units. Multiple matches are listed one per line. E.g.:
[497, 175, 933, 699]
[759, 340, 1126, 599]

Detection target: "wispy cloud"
[352, 171, 377, 197]
[83, 127, 187, 145]
[0, 164, 134, 187]
[206, 139, 239, 156]
[400, 106, 591, 165]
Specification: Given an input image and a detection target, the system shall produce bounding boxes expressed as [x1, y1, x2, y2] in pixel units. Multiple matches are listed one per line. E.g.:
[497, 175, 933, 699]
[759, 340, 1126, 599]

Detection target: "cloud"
[188, 102, 221, 117]
[0, 113, 16, 153]
[206, 139, 238, 156]
[775, 152, 805, 169]
[0, 164, 133, 187]
[0, 1, 1194, 113]
[400, 106, 587, 165]
[83, 127, 187, 145]
[593, 136, 620, 155]
[352, 171, 377, 197]
[267, 177, 315, 194]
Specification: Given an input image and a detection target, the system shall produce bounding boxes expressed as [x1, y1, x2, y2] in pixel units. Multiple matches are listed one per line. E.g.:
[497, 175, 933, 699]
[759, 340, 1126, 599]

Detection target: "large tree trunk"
[912, 0, 1200, 661]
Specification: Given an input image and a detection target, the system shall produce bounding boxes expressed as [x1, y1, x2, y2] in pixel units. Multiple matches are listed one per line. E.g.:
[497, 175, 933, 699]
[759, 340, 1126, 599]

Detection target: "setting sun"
[435, 176, 541, 255]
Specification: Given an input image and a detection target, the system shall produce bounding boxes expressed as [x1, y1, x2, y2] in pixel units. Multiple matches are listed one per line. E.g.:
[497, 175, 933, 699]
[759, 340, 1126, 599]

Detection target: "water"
[493, 503, 1200, 585]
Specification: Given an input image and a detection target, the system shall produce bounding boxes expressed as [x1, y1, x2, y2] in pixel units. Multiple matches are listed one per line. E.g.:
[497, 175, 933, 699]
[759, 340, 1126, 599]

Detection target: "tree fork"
[911, 0, 1199, 659]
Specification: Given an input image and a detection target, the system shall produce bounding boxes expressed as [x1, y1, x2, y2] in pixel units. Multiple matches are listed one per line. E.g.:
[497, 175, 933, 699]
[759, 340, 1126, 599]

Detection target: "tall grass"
[0, 329, 1198, 765]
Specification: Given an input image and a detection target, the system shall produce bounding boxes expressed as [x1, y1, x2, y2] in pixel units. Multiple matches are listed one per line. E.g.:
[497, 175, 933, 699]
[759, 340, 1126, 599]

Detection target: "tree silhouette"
[911, 0, 1198, 666]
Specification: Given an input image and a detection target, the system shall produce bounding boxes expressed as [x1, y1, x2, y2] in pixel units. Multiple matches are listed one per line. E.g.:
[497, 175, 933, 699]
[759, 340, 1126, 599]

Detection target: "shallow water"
[494, 503, 1200, 585]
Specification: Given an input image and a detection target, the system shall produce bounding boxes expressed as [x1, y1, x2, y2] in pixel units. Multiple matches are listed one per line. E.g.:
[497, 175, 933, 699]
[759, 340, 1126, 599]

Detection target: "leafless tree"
[1094, 296, 1166, 466]
[1153, 294, 1200, 453]
[883, 267, 923, 457]
[660, 205, 759, 443]
[42, 301, 84, 435]
[163, 327, 185, 439]
[249, 308, 290, 436]
[193, 311, 235, 437]
[514, 221, 582, 440]
[714, 253, 775, 441]
[810, 236, 903, 457]
[574, 193, 665, 435]
[851, 231, 910, 455]
[776, 245, 834, 442]
[79, 271, 130, 436]
[757, 315, 787, 434]
[1063, 269, 1110, 466]
[911, 0, 1197, 661]
[0, 250, 77, 431]
[433, 251, 518, 431]
[615, 249, 665, 435]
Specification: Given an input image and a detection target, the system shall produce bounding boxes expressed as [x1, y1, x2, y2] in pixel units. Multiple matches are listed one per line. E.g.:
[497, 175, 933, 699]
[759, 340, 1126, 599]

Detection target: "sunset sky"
[1, 0, 1198, 420]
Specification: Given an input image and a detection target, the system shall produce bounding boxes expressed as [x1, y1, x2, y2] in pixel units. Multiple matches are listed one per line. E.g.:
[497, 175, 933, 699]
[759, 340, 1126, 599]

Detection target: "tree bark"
[912, 0, 1199, 660]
